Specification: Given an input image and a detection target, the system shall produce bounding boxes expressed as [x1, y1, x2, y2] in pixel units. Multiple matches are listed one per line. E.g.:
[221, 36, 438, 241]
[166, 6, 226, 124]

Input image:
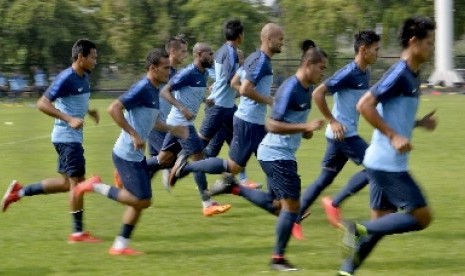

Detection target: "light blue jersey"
[363, 60, 420, 172]
[258, 76, 311, 161]
[235, 50, 273, 125]
[166, 63, 208, 126]
[324, 61, 370, 139]
[44, 67, 91, 144]
[207, 43, 239, 108]
[113, 78, 160, 162]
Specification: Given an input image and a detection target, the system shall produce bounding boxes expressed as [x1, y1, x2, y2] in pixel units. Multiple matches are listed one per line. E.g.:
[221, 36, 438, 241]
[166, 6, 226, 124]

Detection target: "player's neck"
[354, 56, 368, 71]
[400, 50, 422, 73]
[72, 63, 85, 77]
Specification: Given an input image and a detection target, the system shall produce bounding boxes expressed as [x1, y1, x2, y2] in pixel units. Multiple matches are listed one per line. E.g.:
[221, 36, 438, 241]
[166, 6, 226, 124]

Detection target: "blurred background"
[1, 0, 464, 96]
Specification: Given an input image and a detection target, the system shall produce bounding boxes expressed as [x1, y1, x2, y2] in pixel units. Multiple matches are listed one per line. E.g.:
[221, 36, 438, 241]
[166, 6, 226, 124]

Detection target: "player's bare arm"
[37, 95, 83, 129]
[240, 79, 273, 106]
[313, 83, 346, 140]
[161, 83, 194, 120]
[357, 91, 411, 153]
[108, 99, 144, 149]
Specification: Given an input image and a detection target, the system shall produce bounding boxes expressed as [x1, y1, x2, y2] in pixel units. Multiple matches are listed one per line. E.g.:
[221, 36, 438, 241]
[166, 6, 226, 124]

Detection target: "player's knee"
[158, 153, 175, 167]
[137, 199, 152, 209]
[228, 162, 242, 175]
[272, 200, 282, 215]
[412, 207, 433, 230]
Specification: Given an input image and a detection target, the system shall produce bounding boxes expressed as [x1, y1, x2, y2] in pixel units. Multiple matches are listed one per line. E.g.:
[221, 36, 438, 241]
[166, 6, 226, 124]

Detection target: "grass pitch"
[0, 93, 464, 275]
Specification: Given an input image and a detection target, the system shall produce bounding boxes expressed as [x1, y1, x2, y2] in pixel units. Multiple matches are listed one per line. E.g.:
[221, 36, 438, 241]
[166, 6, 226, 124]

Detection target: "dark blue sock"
[298, 169, 338, 221]
[184, 157, 228, 174]
[120, 224, 135, 239]
[108, 186, 120, 201]
[239, 188, 276, 214]
[273, 211, 298, 256]
[71, 210, 84, 233]
[23, 183, 45, 196]
[332, 170, 369, 207]
[146, 156, 162, 176]
[363, 213, 421, 235]
[193, 172, 210, 201]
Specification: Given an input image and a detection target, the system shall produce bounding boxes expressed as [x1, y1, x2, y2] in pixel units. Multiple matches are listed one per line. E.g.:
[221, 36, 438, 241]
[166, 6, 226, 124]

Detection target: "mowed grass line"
[0, 94, 464, 276]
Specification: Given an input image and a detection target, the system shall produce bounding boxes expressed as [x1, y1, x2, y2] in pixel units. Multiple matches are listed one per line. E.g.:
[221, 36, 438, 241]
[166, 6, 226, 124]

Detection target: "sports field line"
[0, 123, 116, 147]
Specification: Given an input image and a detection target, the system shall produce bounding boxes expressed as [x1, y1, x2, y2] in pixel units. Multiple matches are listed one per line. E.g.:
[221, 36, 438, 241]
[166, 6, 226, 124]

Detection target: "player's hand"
[130, 133, 145, 150]
[88, 109, 100, 125]
[303, 131, 313, 139]
[307, 119, 325, 132]
[390, 134, 412, 153]
[170, 125, 189, 140]
[330, 119, 346, 141]
[68, 117, 84, 129]
[180, 107, 195, 121]
[417, 109, 437, 131]
[205, 98, 215, 107]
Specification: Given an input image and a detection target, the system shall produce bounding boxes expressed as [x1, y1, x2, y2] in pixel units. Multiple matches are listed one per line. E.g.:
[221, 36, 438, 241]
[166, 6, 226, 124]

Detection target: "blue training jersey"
[324, 61, 370, 139]
[113, 77, 160, 162]
[363, 59, 421, 172]
[44, 67, 91, 144]
[257, 76, 312, 161]
[166, 63, 208, 126]
[235, 50, 273, 125]
[158, 67, 178, 122]
[208, 43, 239, 108]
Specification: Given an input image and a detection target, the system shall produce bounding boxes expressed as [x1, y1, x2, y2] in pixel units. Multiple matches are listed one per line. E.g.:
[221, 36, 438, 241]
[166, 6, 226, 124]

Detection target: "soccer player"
[147, 36, 188, 171]
[1, 39, 101, 243]
[206, 49, 260, 188]
[293, 31, 381, 238]
[159, 42, 232, 216]
[114, 36, 188, 188]
[169, 23, 284, 191]
[197, 41, 326, 271]
[74, 48, 187, 255]
[337, 16, 436, 276]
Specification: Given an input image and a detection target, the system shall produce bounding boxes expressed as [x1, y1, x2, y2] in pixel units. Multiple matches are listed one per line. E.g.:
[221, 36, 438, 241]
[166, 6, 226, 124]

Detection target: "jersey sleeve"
[270, 79, 294, 121]
[168, 68, 192, 91]
[370, 69, 403, 102]
[325, 66, 351, 94]
[244, 53, 268, 85]
[44, 77, 68, 101]
[224, 47, 238, 83]
[119, 83, 147, 110]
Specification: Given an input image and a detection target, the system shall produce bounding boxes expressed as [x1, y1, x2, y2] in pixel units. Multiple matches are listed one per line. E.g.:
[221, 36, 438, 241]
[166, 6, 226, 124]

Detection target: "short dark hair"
[354, 30, 380, 53]
[165, 35, 187, 52]
[224, 19, 244, 41]
[300, 39, 327, 65]
[145, 48, 169, 71]
[71, 39, 96, 61]
[399, 16, 436, 49]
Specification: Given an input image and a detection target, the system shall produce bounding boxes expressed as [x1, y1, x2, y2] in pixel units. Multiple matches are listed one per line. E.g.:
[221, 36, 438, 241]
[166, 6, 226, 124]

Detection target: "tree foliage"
[1, 0, 465, 85]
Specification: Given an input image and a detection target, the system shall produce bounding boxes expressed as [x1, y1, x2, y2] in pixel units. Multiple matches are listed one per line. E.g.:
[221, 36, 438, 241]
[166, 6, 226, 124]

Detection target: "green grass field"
[0, 94, 464, 276]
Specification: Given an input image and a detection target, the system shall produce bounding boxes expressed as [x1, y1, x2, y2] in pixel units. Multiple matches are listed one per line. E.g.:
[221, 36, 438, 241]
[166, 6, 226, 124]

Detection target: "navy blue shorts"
[321, 135, 368, 172]
[199, 105, 236, 140]
[366, 168, 428, 211]
[112, 152, 152, 200]
[204, 126, 232, 158]
[259, 160, 301, 201]
[148, 129, 167, 156]
[53, 143, 85, 177]
[229, 116, 267, 167]
[162, 125, 204, 156]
